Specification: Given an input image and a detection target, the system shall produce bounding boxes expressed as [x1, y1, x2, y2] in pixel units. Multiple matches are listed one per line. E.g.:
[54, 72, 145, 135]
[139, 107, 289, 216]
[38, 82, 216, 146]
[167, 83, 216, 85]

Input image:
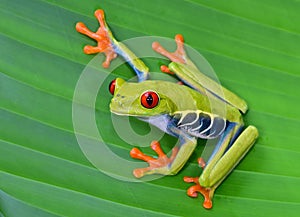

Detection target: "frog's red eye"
[140, 91, 159, 109]
[109, 79, 116, 95]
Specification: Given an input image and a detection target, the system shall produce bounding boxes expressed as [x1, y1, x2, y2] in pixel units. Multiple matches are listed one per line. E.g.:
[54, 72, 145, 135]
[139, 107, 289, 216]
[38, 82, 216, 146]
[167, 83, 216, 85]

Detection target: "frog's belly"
[173, 111, 227, 139]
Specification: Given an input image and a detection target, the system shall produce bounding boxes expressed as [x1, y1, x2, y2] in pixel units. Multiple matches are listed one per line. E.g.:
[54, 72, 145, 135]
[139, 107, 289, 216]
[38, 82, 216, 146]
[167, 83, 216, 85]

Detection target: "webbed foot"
[152, 34, 187, 64]
[130, 141, 179, 178]
[183, 176, 214, 209]
[75, 10, 117, 68]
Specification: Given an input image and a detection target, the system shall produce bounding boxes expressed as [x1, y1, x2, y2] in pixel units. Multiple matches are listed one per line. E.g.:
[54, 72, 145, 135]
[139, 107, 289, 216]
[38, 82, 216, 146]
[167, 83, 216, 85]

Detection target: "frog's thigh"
[201, 126, 258, 188]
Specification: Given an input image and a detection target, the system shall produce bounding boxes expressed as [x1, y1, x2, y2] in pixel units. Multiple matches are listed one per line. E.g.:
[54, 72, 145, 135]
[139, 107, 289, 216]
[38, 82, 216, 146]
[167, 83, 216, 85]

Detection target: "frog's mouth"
[110, 108, 154, 118]
[109, 99, 152, 117]
[110, 109, 135, 116]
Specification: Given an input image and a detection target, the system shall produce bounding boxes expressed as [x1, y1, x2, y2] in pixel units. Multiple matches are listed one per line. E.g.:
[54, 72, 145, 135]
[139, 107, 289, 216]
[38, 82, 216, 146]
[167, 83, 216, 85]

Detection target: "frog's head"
[109, 78, 177, 117]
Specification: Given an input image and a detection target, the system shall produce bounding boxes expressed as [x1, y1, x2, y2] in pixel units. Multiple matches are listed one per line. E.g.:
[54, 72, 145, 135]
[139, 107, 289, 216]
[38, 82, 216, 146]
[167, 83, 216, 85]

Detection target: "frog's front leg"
[153, 35, 248, 113]
[76, 10, 117, 68]
[130, 129, 197, 178]
[76, 9, 149, 81]
[184, 124, 258, 209]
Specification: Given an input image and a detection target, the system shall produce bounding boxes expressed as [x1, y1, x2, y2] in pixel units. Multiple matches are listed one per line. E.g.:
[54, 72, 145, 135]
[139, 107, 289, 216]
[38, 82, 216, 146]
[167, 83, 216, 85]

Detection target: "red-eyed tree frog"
[76, 9, 259, 209]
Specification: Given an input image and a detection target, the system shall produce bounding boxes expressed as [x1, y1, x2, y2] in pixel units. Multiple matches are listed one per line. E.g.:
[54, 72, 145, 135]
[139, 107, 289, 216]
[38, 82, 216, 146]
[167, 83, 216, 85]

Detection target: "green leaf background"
[1, 0, 300, 216]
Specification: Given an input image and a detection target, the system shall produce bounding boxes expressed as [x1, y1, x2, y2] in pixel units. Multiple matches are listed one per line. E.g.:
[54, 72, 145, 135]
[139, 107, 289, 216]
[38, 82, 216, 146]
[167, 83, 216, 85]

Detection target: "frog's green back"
[172, 81, 242, 123]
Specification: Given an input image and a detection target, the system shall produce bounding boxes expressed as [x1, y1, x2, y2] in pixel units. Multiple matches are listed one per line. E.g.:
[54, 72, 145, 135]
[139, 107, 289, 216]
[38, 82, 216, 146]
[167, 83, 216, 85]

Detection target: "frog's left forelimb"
[76, 9, 149, 81]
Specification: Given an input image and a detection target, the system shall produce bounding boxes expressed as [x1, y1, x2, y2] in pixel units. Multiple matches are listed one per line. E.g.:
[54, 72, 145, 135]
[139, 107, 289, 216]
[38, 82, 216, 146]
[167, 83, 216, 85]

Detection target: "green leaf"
[1, 0, 300, 216]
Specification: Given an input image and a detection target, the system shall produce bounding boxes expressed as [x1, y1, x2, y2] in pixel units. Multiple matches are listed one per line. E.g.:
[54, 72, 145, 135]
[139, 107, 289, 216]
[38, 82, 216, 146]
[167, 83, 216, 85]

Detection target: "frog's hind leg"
[201, 125, 258, 188]
[184, 124, 258, 209]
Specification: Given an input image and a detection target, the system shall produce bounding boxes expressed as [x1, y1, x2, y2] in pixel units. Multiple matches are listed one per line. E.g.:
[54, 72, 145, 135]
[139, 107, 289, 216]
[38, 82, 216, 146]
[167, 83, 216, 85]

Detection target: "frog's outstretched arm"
[152, 35, 248, 113]
[76, 10, 149, 81]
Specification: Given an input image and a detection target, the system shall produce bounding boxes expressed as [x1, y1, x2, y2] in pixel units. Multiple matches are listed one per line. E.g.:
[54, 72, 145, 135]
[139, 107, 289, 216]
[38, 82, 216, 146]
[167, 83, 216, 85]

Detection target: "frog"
[76, 9, 259, 209]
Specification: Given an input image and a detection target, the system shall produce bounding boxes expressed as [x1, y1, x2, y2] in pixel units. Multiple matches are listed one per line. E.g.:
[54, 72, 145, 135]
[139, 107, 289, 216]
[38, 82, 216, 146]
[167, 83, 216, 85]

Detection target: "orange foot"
[75, 9, 117, 68]
[130, 141, 179, 178]
[197, 157, 206, 169]
[183, 176, 213, 209]
[152, 34, 187, 64]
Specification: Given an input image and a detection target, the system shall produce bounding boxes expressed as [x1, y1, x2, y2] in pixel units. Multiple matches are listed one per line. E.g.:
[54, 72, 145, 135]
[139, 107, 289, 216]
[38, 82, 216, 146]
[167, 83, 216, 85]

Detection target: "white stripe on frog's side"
[196, 114, 214, 136]
[206, 117, 226, 139]
[190, 118, 203, 132]
[173, 110, 226, 139]
[176, 111, 198, 126]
